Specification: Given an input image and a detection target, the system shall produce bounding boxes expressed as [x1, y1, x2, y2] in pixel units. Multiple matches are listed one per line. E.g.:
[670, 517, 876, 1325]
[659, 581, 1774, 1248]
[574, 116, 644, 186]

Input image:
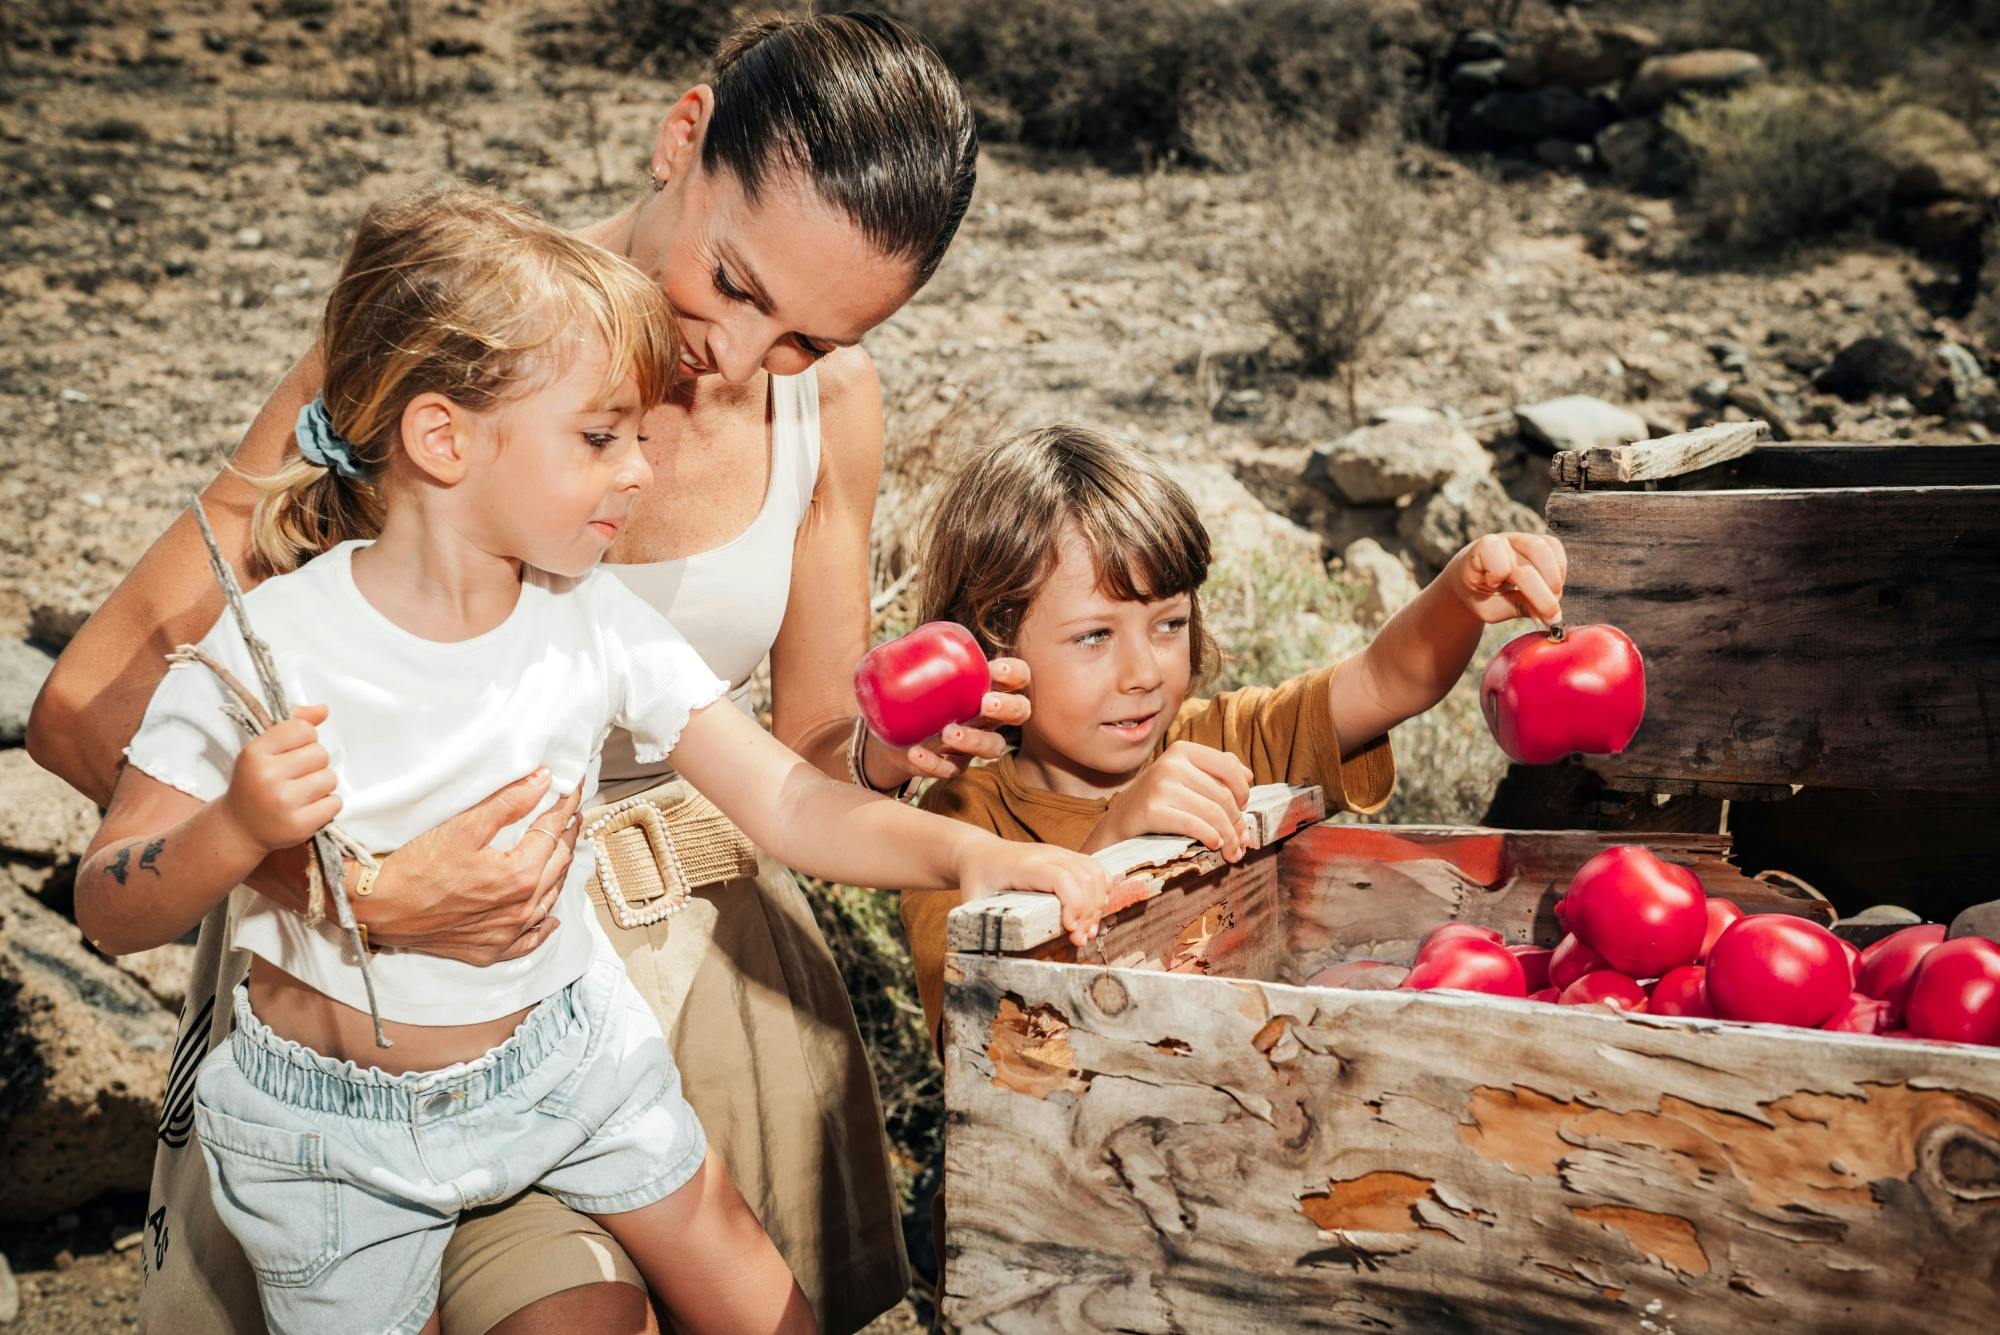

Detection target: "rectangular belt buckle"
[584, 798, 694, 930]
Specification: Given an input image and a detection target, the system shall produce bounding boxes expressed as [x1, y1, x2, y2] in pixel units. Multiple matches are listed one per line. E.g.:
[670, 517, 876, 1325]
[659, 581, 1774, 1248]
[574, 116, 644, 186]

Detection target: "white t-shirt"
[124, 540, 728, 1025]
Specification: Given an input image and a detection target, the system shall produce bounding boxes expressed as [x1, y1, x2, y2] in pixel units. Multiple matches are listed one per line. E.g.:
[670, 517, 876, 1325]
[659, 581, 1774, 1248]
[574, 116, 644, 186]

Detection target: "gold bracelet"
[845, 716, 913, 800]
[352, 860, 381, 898]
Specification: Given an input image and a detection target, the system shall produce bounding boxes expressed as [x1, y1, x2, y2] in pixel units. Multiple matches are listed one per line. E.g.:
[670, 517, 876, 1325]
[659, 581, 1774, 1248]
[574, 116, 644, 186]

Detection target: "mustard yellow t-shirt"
[900, 662, 1395, 1044]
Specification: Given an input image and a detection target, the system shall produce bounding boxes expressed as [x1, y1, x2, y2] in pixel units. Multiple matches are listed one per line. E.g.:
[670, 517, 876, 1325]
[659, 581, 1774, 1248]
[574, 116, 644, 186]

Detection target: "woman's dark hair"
[705, 11, 977, 286]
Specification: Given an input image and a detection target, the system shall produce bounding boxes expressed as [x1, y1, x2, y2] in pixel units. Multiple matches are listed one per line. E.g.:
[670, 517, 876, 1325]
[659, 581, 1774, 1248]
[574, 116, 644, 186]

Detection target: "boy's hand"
[1449, 533, 1567, 626]
[219, 704, 342, 852]
[1083, 740, 1253, 860]
[958, 838, 1115, 947]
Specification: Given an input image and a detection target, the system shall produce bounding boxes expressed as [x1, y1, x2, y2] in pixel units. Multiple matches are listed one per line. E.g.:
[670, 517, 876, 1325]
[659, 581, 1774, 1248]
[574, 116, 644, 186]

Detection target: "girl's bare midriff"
[247, 956, 538, 1075]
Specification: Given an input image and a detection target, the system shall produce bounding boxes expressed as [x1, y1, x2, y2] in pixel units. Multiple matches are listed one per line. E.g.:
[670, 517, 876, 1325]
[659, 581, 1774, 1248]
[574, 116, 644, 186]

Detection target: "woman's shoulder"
[814, 345, 881, 411]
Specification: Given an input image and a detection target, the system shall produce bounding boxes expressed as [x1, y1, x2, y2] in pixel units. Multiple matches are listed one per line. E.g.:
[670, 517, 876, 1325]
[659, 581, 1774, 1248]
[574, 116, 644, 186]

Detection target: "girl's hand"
[355, 773, 584, 964]
[1450, 533, 1568, 626]
[958, 837, 1115, 947]
[219, 705, 342, 852]
[886, 657, 1033, 783]
[1082, 741, 1254, 860]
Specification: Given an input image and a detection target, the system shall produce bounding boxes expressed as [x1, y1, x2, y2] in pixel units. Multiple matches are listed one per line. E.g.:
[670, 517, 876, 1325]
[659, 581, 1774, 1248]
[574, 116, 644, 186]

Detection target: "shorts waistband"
[227, 971, 587, 1120]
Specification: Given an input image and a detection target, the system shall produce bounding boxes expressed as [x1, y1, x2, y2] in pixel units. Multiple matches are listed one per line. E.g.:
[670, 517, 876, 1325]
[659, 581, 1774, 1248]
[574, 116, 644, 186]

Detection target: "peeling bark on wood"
[944, 961, 2000, 1333]
[941, 823, 1980, 1333]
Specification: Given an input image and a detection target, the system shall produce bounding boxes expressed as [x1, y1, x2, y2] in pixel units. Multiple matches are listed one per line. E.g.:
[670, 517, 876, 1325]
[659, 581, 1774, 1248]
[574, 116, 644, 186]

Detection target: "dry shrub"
[1665, 82, 1896, 256]
[895, 0, 1416, 167]
[1243, 131, 1490, 421]
[1693, 0, 1940, 86]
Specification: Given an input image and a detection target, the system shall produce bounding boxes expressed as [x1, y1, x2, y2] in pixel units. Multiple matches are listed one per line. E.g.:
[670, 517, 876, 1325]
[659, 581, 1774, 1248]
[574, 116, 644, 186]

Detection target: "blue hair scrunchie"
[295, 395, 368, 481]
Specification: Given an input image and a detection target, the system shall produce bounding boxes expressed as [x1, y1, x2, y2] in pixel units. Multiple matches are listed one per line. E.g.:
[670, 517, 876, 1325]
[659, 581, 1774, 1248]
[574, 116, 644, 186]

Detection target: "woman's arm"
[1329, 532, 1566, 749]
[28, 345, 575, 964]
[766, 348, 1031, 789]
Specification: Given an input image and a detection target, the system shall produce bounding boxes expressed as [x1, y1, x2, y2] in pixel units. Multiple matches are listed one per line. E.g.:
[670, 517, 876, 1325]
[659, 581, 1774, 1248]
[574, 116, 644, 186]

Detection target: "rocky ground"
[3, 2, 1997, 1330]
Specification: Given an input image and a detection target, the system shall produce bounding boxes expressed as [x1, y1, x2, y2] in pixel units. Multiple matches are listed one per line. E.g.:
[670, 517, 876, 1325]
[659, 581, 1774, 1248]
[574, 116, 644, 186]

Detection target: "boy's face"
[1011, 530, 1194, 793]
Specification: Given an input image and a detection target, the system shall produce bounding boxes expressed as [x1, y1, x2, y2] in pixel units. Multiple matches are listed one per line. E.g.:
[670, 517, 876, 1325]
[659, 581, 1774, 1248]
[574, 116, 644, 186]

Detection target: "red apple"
[1480, 624, 1646, 765]
[1699, 899, 1743, 962]
[1903, 937, 2000, 1045]
[1415, 923, 1505, 960]
[1837, 937, 1861, 988]
[1854, 924, 1946, 1015]
[1559, 970, 1647, 1011]
[1822, 993, 1895, 1035]
[1559, 845, 1707, 978]
[1508, 944, 1554, 992]
[1548, 933, 1608, 991]
[1648, 965, 1715, 1018]
[1402, 939, 1527, 997]
[1705, 914, 1849, 1028]
[853, 621, 991, 748]
[1528, 986, 1561, 1003]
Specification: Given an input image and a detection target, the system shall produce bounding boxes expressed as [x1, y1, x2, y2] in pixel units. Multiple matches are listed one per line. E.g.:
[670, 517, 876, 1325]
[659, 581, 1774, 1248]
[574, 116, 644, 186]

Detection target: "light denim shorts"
[192, 949, 706, 1335]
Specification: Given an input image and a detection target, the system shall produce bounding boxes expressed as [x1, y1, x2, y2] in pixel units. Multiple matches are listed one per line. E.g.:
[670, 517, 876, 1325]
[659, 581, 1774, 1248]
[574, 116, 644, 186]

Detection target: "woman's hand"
[1080, 740, 1253, 859]
[1449, 532, 1568, 626]
[248, 770, 583, 965]
[874, 656, 1033, 784]
[957, 836, 1115, 948]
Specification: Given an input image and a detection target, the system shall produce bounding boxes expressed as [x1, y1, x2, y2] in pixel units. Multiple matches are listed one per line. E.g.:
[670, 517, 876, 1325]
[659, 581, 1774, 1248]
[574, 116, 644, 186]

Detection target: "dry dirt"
[1, 1, 1986, 1330]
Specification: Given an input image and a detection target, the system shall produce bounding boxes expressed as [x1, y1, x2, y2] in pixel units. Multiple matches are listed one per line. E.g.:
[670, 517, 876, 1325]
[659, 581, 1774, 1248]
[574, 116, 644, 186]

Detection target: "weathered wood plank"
[942, 956, 2000, 1333]
[947, 784, 1322, 953]
[1274, 824, 1828, 981]
[1546, 484, 2000, 793]
[1552, 420, 1769, 488]
[1658, 442, 2000, 493]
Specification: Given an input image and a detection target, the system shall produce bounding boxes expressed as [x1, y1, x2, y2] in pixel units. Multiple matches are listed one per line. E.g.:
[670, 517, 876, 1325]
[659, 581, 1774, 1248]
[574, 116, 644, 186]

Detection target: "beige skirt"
[138, 779, 910, 1334]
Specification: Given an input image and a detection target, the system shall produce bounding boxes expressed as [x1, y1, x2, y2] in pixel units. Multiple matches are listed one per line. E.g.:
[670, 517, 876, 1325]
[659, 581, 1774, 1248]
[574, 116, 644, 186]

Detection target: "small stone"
[1692, 377, 1732, 409]
[239, 45, 270, 67]
[234, 226, 264, 249]
[88, 193, 115, 212]
[0, 1252, 15, 1324]
[1849, 904, 1922, 924]
[1623, 49, 1767, 114]
[1309, 420, 1490, 505]
[54, 1250, 75, 1272]
[1883, 395, 1914, 419]
[1514, 394, 1648, 454]
[1369, 405, 1446, 426]
[113, 1231, 143, 1252]
[149, 23, 176, 41]
[1625, 214, 1650, 236]
[0, 749, 99, 863]
[202, 31, 229, 54]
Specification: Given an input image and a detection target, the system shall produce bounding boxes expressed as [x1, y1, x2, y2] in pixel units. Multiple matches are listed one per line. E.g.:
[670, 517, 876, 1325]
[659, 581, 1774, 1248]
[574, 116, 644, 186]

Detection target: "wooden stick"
[185, 498, 392, 1048]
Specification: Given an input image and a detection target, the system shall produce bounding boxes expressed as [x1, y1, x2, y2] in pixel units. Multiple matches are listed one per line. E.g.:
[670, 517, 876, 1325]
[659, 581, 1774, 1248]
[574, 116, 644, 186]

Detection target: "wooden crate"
[1543, 423, 2000, 798]
[940, 808, 2000, 1333]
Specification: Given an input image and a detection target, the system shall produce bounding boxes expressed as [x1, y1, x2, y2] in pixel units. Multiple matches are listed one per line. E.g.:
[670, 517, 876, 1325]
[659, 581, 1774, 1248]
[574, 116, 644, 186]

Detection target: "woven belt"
[582, 781, 759, 929]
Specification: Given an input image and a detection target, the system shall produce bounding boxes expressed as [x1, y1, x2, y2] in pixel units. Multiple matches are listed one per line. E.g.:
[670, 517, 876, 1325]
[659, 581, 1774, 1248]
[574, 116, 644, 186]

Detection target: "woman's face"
[624, 91, 922, 384]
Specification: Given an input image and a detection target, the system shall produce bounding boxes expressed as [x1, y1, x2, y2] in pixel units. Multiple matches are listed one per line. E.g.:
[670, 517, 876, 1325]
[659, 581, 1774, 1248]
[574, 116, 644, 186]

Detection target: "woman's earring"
[649, 168, 667, 193]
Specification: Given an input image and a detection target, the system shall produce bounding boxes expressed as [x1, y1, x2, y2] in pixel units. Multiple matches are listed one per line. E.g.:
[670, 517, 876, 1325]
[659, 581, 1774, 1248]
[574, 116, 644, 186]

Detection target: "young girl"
[73, 189, 1111, 1335]
[900, 422, 1567, 1044]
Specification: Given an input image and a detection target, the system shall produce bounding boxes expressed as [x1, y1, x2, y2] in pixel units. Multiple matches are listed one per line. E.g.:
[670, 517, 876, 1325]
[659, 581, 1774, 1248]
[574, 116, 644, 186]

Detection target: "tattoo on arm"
[139, 837, 166, 878]
[108, 846, 132, 886]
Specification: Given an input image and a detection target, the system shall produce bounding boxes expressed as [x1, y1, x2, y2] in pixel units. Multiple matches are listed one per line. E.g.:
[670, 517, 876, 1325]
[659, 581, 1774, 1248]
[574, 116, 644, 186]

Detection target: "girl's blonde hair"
[917, 424, 1218, 683]
[246, 186, 678, 577]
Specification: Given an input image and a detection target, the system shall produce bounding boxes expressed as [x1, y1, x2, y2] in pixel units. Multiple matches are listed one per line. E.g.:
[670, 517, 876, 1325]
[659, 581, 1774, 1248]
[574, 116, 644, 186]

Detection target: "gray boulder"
[0, 748, 98, 867]
[1594, 118, 1694, 194]
[0, 882, 176, 1222]
[1397, 473, 1546, 571]
[1622, 50, 1767, 114]
[1514, 395, 1648, 454]
[1309, 420, 1491, 505]
[0, 640, 57, 747]
[1502, 20, 1660, 89]
[1466, 84, 1616, 144]
[1342, 538, 1421, 625]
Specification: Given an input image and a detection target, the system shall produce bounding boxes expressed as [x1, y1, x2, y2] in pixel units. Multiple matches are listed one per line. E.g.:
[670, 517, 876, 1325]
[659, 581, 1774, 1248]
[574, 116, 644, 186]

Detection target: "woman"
[28, 13, 1009, 1333]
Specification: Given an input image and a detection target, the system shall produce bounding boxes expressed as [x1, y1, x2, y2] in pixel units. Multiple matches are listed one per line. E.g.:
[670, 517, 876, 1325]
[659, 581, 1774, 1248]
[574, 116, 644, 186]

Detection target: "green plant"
[1665, 82, 1896, 255]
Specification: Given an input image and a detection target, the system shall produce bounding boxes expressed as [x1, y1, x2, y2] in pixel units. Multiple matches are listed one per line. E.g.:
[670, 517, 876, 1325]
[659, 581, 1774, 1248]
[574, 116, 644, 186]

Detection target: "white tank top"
[597, 367, 822, 797]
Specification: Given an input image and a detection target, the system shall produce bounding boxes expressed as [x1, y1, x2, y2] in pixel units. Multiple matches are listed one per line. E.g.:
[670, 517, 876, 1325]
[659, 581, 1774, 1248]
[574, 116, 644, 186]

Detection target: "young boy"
[900, 423, 1566, 1044]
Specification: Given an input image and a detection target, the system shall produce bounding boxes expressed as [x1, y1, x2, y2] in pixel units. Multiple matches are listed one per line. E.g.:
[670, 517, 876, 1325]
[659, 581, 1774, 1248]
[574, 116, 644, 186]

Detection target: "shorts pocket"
[193, 1100, 343, 1288]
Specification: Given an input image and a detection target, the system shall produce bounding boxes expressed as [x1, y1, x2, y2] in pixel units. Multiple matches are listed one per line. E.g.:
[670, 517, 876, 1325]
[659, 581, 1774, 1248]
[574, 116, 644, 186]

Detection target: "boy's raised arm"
[1330, 532, 1565, 751]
